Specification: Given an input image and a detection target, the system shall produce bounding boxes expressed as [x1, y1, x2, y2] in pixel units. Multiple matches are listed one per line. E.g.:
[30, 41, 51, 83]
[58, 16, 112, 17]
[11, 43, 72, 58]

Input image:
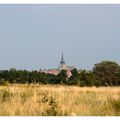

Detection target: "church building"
[40, 52, 75, 77]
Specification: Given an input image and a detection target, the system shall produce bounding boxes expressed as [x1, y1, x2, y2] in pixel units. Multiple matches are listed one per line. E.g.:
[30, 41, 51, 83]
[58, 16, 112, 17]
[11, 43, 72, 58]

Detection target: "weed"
[41, 95, 62, 116]
[112, 98, 120, 115]
[1, 89, 12, 102]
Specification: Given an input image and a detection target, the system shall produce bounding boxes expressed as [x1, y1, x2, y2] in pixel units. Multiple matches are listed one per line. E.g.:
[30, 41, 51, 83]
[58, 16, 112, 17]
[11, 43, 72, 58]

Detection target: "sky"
[0, 4, 120, 70]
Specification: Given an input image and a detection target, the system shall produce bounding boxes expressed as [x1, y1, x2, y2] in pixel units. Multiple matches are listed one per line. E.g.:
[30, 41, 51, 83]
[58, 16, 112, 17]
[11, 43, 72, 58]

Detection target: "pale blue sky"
[0, 4, 120, 70]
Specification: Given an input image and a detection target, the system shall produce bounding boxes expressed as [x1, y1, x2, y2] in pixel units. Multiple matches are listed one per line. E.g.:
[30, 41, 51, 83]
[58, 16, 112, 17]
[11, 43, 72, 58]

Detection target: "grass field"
[0, 84, 120, 116]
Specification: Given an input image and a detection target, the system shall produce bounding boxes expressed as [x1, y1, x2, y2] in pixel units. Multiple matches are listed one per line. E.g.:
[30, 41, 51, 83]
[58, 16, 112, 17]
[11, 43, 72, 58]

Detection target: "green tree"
[114, 66, 120, 85]
[57, 70, 67, 84]
[78, 70, 87, 86]
[93, 61, 119, 86]
[68, 68, 79, 85]
[78, 70, 95, 87]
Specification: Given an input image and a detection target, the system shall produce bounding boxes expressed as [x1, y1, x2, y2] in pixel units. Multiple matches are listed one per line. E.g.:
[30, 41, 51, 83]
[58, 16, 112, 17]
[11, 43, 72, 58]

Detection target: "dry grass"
[0, 84, 120, 116]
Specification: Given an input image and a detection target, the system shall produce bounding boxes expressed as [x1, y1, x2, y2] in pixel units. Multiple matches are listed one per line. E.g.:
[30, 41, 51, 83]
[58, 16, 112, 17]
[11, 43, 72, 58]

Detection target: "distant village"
[40, 52, 78, 77]
[0, 52, 81, 77]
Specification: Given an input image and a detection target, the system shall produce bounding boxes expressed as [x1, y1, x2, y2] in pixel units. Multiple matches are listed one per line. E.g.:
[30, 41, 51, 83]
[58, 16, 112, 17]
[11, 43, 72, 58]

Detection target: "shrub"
[41, 95, 62, 116]
[112, 98, 120, 112]
[1, 89, 12, 102]
[108, 97, 120, 115]
[0, 79, 9, 86]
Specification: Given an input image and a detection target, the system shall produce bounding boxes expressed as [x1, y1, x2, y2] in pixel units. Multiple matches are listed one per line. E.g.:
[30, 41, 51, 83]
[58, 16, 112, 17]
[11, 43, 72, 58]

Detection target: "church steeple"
[60, 52, 65, 65]
[61, 52, 64, 62]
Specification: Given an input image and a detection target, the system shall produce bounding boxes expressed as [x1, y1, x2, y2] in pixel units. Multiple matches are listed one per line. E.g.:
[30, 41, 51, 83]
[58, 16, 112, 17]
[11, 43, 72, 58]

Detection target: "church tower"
[58, 52, 66, 70]
[60, 52, 65, 65]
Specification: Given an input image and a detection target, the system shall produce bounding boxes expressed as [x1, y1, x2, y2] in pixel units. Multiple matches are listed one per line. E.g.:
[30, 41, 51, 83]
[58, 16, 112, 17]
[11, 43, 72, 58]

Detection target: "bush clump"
[113, 98, 120, 112]
[0, 79, 9, 86]
[1, 89, 12, 102]
[108, 97, 120, 115]
[41, 95, 62, 116]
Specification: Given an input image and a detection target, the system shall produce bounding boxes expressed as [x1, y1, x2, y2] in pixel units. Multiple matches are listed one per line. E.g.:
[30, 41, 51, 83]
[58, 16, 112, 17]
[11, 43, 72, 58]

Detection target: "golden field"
[0, 84, 120, 116]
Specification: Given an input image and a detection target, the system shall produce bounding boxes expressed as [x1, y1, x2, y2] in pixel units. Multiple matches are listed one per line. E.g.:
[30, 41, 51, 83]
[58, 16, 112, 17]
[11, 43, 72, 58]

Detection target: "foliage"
[0, 60, 120, 86]
[68, 68, 79, 85]
[57, 70, 67, 84]
[108, 96, 120, 115]
[0, 79, 9, 86]
[1, 89, 12, 102]
[79, 70, 95, 87]
[93, 61, 120, 86]
[113, 98, 120, 112]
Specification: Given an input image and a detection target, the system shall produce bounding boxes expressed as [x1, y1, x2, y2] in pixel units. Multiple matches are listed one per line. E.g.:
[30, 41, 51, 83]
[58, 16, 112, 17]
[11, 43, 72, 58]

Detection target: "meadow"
[0, 84, 120, 116]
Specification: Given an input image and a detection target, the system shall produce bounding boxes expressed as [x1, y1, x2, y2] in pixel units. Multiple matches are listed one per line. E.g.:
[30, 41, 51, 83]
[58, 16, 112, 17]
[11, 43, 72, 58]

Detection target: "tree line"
[0, 61, 120, 86]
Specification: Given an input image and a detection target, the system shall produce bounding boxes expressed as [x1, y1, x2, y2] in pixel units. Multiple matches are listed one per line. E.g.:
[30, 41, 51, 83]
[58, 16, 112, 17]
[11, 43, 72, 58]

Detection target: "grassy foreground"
[0, 84, 120, 116]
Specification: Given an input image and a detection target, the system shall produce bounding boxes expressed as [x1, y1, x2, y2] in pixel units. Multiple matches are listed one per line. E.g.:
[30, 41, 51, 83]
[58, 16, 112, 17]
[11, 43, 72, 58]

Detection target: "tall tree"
[57, 70, 67, 84]
[78, 70, 95, 87]
[93, 61, 119, 86]
[68, 68, 79, 85]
